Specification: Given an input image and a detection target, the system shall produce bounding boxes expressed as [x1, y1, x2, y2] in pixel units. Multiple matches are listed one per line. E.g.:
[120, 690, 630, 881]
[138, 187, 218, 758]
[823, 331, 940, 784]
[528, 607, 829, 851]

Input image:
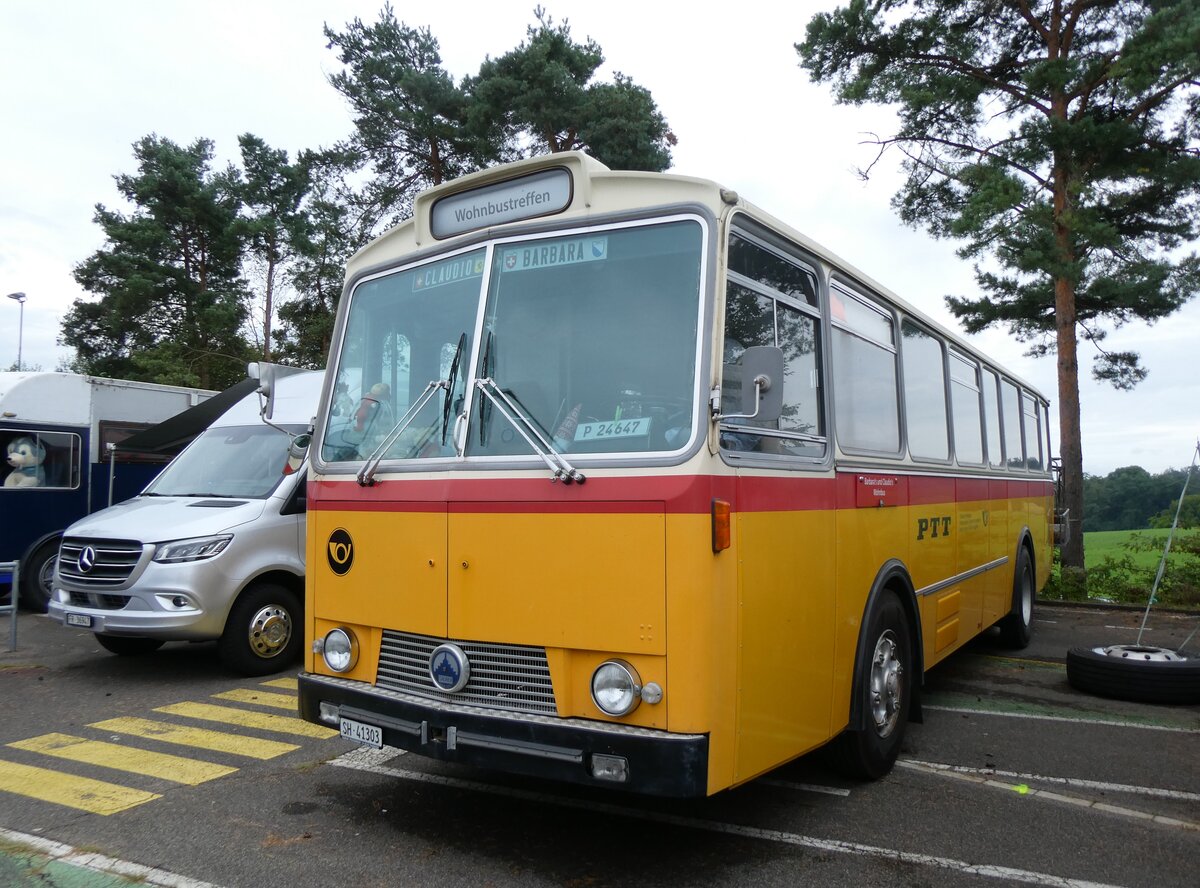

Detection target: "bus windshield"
[321, 217, 705, 465]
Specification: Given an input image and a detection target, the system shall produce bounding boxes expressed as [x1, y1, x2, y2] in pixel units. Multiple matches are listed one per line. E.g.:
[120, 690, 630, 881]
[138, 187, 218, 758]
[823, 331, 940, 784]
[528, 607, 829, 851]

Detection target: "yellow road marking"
[262, 677, 298, 690]
[154, 702, 337, 738]
[212, 688, 298, 711]
[0, 760, 159, 815]
[90, 717, 299, 760]
[8, 733, 236, 785]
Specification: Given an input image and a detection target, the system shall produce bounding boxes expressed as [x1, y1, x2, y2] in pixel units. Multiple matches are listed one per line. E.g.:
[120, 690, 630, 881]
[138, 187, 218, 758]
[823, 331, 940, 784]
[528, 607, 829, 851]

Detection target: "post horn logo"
[327, 529, 354, 575]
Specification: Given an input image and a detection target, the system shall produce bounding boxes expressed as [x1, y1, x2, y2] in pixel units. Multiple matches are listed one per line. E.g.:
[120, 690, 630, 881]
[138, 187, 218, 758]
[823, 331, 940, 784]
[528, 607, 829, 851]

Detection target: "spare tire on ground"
[1066, 644, 1200, 705]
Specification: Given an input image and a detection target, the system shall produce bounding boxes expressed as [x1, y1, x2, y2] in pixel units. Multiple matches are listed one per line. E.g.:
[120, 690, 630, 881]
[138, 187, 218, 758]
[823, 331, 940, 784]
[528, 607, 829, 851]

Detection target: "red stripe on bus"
[310, 473, 1051, 515]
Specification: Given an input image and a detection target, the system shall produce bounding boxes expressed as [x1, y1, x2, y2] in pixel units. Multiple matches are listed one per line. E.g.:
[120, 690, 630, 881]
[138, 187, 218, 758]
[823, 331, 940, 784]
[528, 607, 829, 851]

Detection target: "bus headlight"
[322, 627, 358, 673]
[591, 660, 641, 717]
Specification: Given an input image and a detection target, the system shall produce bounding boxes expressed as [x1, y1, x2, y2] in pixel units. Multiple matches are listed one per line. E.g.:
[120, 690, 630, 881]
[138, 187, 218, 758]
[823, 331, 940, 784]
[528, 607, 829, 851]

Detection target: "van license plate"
[340, 717, 383, 748]
[65, 613, 93, 628]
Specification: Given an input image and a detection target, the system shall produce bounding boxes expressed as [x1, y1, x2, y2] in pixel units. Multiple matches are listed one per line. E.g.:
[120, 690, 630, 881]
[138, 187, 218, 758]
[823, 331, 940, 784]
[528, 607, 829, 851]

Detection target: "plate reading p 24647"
[576, 417, 651, 441]
[339, 717, 383, 748]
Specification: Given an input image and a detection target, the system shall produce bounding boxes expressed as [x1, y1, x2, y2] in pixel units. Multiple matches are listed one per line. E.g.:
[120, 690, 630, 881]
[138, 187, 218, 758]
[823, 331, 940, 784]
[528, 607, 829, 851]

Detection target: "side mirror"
[284, 433, 311, 475]
[723, 345, 784, 423]
[247, 362, 302, 421]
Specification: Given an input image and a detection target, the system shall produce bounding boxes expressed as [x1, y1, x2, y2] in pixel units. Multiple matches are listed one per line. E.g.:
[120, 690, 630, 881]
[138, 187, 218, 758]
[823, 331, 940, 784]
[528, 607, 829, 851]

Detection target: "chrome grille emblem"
[429, 643, 470, 693]
[77, 546, 96, 573]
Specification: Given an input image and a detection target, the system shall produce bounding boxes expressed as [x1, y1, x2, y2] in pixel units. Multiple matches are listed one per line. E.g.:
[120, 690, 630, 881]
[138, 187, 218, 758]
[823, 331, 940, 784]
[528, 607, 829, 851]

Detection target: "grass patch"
[1083, 529, 1173, 571]
[1043, 528, 1200, 608]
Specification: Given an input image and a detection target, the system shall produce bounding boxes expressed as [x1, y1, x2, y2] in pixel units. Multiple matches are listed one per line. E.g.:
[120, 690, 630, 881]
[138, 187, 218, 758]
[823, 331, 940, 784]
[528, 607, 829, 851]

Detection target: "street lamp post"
[5, 292, 26, 371]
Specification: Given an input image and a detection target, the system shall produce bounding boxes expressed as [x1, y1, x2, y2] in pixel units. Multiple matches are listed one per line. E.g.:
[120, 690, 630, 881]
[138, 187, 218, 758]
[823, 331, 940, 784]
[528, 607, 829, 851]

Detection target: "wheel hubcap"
[869, 630, 904, 737]
[247, 605, 292, 659]
[1019, 565, 1033, 625]
[1093, 644, 1185, 662]
[39, 556, 57, 590]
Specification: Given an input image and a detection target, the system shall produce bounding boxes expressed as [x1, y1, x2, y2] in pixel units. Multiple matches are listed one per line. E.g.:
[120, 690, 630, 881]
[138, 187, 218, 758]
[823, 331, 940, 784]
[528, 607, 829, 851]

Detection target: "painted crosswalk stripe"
[0, 760, 160, 815]
[8, 733, 236, 785]
[262, 677, 298, 690]
[212, 688, 298, 711]
[89, 717, 300, 760]
[154, 702, 337, 738]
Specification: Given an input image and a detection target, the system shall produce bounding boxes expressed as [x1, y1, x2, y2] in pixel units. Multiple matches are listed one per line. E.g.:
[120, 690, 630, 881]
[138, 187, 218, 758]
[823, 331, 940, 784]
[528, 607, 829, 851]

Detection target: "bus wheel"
[836, 592, 912, 780]
[1067, 645, 1200, 704]
[996, 546, 1035, 649]
[218, 582, 301, 676]
[20, 538, 60, 614]
[95, 635, 164, 656]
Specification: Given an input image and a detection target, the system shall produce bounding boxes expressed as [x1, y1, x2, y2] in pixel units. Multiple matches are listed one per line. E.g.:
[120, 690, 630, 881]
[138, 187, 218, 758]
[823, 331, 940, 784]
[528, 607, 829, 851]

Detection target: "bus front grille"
[58, 538, 144, 587]
[377, 630, 557, 716]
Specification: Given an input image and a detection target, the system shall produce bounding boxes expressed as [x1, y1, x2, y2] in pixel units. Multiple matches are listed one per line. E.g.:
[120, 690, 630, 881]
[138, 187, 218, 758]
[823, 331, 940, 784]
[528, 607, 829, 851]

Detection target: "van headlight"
[152, 534, 233, 563]
[591, 660, 642, 717]
[322, 627, 359, 673]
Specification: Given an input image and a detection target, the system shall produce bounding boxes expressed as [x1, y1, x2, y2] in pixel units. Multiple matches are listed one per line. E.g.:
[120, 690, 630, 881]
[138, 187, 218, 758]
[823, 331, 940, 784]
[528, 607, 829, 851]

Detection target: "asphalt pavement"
[0, 600, 1196, 888]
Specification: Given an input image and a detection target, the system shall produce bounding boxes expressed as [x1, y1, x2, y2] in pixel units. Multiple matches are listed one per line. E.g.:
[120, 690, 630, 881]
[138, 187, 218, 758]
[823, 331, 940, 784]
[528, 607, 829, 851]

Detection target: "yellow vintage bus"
[297, 151, 1054, 797]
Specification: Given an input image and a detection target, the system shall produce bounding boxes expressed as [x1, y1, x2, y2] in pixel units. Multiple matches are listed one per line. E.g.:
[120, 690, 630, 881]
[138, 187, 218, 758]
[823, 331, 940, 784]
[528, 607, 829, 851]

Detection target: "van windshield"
[143, 424, 304, 499]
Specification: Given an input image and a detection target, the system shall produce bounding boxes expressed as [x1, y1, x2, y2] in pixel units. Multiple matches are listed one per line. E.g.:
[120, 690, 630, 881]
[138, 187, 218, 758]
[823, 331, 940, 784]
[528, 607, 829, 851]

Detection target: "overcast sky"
[2, 1, 1196, 475]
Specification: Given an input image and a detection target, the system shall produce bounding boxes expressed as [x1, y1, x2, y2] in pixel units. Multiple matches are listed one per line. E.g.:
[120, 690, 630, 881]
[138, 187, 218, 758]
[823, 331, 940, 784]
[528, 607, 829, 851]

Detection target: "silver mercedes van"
[47, 369, 323, 675]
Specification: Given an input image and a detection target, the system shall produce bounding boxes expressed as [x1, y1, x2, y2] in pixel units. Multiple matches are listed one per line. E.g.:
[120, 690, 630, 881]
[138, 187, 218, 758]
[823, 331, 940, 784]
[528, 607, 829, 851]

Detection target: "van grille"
[65, 591, 130, 610]
[58, 538, 144, 587]
[377, 630, 557, 716]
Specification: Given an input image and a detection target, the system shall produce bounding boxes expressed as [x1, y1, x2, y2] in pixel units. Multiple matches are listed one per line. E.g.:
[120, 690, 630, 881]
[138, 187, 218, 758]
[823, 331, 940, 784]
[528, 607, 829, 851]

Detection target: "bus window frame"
[981, 366, 1005, 471]
[719, 218, 830, 468]
[313, 206, 719, 477]
[829, 277, 904, 459]
[999, 377, 1027, 472]
[898, 316, 952, 466]
[1021, 391, 1044, 471]
[948, 349, 987, 468]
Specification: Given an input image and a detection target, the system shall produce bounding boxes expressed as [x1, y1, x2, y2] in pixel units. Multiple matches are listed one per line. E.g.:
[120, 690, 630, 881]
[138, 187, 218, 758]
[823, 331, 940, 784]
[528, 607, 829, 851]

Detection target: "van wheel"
[219, 582, 301, 676]
[835, 592, 912, 780]
[20, 538, 59, 614]
[997, 546, 1035, 649]
[95, 635, 164, 656]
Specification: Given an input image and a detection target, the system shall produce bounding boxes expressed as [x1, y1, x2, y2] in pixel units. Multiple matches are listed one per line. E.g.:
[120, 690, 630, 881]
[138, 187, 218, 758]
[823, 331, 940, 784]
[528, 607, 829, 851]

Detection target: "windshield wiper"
[474, 378, 585, 484]
[356, 379, 448, 486]
[477, 331, 494, 447]
[442, 332, 467, 446]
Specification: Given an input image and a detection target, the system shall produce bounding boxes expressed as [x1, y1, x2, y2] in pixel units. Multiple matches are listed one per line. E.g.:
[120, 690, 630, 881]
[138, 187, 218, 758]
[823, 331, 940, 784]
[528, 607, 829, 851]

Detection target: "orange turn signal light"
[711, 499, 731, 553]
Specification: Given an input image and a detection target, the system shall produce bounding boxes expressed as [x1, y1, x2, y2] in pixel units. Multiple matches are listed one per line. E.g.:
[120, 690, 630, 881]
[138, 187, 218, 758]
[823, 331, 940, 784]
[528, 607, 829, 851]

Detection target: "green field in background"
[1084, 528, 1174, 570]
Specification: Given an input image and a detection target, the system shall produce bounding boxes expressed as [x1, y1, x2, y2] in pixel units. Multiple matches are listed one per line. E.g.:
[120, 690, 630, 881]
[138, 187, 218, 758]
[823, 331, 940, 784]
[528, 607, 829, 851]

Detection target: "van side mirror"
[247, 362, 302, 421]
[721, 345, 784, 423]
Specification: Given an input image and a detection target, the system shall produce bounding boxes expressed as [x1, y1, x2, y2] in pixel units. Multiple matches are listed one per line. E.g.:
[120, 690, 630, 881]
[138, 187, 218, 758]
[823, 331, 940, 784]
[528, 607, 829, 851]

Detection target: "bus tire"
[95, 635, 164, 656]
[996, 545, 1034, 649]
[218, 582, 302, 676]
[1066, 645, 1200, 705]
[20, 537, 60, 614]
[836, 592, 912, 780]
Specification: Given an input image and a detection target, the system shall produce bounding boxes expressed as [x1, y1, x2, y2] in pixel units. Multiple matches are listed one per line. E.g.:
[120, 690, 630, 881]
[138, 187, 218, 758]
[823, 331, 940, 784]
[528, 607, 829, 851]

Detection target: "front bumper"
[299, 672, 710, 797]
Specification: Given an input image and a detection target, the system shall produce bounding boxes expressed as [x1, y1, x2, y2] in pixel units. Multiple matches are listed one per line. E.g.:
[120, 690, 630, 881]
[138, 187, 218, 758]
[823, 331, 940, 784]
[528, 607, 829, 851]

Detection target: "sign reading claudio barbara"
[431, 168, 572, 239]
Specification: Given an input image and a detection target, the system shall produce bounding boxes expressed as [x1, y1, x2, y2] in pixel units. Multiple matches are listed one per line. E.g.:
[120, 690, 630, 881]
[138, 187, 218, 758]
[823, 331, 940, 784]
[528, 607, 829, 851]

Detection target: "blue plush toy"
[4, 436, 46, 488]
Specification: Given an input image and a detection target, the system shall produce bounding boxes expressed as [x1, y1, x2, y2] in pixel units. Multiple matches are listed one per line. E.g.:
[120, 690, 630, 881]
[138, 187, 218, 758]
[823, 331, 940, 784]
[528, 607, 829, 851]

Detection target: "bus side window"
[721, 230, 826, 460]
